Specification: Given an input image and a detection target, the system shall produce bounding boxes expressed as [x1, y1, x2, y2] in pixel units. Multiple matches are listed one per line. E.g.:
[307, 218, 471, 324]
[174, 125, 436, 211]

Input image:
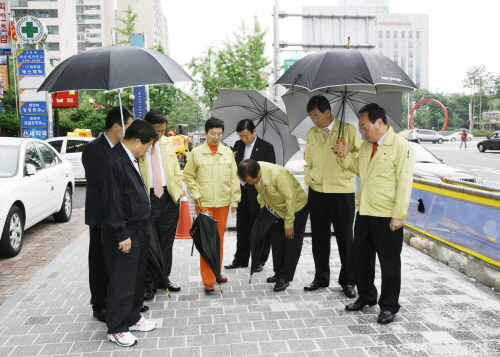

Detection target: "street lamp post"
[129, 94, 135, 114]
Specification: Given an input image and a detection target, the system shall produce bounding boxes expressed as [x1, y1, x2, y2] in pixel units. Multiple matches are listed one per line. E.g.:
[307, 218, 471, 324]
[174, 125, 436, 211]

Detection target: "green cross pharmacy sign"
[16, 16, 48, 45]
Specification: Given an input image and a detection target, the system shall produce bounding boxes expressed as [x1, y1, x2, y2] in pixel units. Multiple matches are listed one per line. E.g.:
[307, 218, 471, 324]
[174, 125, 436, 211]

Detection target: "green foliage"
[472, 129, 494, 137]
[112, 4, 137, 45]
[187, 17, 272, 109]
[149, 43, 165, 53]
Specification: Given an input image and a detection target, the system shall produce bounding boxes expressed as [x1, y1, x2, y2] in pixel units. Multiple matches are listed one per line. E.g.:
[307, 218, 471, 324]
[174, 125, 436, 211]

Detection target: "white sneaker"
[107, 332, 138, 347]
[129, 315, 156, 332]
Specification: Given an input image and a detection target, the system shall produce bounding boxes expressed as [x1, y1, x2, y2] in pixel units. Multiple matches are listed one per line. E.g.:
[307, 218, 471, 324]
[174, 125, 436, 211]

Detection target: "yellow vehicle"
[168, 133, 191, 170]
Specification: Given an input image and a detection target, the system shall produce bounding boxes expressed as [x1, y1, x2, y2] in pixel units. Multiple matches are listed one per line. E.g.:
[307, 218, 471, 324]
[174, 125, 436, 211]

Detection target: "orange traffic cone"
[175, 195, 192, 239]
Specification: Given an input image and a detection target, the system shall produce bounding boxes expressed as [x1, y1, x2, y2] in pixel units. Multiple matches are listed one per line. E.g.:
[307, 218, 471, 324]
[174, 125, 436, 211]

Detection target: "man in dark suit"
[224, 119, 276, 271]
[100, 120, 158, 347]
[82, 106, 134, 323]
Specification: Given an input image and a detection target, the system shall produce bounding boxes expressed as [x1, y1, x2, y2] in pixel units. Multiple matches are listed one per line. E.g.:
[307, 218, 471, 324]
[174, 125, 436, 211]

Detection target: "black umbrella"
[210, 89, 300, 166]
[249, 207, 279, 283]
[146, 221, 171, 298]
[37, 45, 193, 133]
[189, 211, 223, 292]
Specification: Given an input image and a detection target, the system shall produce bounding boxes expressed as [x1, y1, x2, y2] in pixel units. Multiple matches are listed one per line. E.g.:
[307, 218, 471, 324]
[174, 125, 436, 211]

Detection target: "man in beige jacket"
[335, 103, 414, 324]
[183, 117, 240, 292]
[139, 110, 184, 301]
[238, 159, 309, 292]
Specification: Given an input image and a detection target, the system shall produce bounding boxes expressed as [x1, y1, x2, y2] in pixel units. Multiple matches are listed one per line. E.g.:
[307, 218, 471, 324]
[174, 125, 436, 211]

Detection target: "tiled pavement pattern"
[0, 215, 500, 356]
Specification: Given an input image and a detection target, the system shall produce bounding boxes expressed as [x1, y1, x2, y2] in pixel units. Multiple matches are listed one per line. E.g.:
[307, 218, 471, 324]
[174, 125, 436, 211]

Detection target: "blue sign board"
[0, 49, 12, 56]
[18, 63, 45, 76]
[22, 128, 49, 140]
[17, 50, 45, 63]
[20, 102, 47, 114]
[133, 86, 148, 119]
[21, 114, 48, 127]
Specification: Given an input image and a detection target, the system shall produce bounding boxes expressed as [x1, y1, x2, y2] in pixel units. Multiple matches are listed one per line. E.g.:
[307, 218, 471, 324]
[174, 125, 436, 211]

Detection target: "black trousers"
[270, 204, 309, 281]
[146, 191, 180, 290]
[101, 225, 149, 334]
[308, 189, 356, 287]
[354, 214, 403, 314]
[233, 184, 270, 266]
[88, 227, 108, 311]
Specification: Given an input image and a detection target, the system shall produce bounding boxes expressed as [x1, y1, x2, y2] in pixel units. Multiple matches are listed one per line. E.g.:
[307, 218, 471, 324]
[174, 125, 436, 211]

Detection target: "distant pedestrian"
[81, 106, 134, 324]
[100, 120, 158, 347]
[335, 103, 414, 325]
[460, 130, 468, 149]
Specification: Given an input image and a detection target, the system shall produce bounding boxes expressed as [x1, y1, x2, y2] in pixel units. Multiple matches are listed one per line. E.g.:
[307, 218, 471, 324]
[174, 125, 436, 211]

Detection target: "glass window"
[35, 143, 59, 168]
[0, 146, 20, 178]
[12, 9, 58, 18]
[25, 143, 43, 170]
[45, 43, 60, 51]
[47, 140, 63, 153]
[47, 26, 59, 35]
[77, 24, 102, 32]
[76, 14, 101, 20]
[66, 140, 88, 153]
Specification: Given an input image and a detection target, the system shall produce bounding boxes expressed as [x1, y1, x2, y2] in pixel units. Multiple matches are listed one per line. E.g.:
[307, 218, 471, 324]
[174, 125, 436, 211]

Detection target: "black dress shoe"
[378, 310, 395, 324]
[144, 289, 155, 301]
[140, 305, 149, 312]
[274, 279, 289, 292]
[224, 262, 248, 269]
[92, 308, 105, 322]
[343, 285, 357, 298]
[167, 281, 181, 292]
[345, 300, 376, 311]
[304, 280, 328, 291]
[254, 265, 263, 273]
[267, 275, 278, 283]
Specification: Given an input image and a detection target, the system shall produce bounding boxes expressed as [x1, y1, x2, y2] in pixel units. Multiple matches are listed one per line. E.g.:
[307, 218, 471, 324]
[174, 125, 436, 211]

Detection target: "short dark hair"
[105, 106, 134, 130]
[358, 103, 387, 124]
[205, 117, 224, 132]
[144, 109, 168, 125]
[124, 120, 158, 144]
[238, 159, 260, 180]
[236, 119, 256, 133]
[307, 95, 331, 114]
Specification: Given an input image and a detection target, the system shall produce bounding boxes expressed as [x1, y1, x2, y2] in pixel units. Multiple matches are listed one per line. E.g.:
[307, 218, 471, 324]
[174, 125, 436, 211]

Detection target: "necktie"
[151, 146, 163, 198]
[133, 159, 140, 173]
[370, 142, 378, 160]
[323, 127, 330, 140]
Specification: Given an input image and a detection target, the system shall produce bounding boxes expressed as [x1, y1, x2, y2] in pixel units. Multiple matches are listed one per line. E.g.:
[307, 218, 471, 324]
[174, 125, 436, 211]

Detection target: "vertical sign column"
[131, 33, 150, 119]
[18, 50, 52, 139]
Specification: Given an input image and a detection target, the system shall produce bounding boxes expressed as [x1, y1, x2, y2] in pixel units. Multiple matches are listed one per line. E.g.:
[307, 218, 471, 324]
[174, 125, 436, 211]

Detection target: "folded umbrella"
[189, 211, 223, 292]
[249, 206, 280, 283]
[146, 221, 171, 297]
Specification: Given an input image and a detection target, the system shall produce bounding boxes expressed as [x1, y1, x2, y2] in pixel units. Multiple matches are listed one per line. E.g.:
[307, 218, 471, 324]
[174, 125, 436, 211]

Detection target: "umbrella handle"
[191, 241, 195, 256]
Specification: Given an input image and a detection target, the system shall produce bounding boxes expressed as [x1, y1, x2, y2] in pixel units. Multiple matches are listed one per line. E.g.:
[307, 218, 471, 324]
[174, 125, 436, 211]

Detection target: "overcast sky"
[162, 0, 500, 94]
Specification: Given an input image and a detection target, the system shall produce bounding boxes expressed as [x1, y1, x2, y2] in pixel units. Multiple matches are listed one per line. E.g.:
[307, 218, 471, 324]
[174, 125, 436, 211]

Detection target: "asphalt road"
[417, 138, 500, 186]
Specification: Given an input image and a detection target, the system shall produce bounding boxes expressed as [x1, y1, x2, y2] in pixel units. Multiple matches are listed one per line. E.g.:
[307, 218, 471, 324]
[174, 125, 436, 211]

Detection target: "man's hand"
[332, 140, 350, 158]
[230, 207, 236, 213]
[285, 227, 294, 239]
[390, 219, 404, 231]
[195, 198, 202, 207]
[119, 238, 132, 253]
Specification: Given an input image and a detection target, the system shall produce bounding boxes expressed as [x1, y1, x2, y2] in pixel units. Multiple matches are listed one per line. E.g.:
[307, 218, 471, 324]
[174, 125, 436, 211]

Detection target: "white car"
[46, 136, 94, 182]
[448, 131, 473, 142]
[0, 138, 75, 257]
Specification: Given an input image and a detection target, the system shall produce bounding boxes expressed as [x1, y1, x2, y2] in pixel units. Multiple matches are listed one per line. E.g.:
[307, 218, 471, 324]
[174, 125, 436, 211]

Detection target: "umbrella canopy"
[146, 222, 171, 297]
[38, 45, 193, 93]
[189, 211, 223, 290]
[283, 88, 404, 140]
[210, 89, 300, 166]
[275, 49, 417, 94]
[249, 207, 279, 283]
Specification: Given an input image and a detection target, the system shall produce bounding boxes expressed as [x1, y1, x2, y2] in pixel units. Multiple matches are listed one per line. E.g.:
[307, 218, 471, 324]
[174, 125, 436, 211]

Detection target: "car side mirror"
[437, 157, 443, 162]
[25, 164, 36, 176]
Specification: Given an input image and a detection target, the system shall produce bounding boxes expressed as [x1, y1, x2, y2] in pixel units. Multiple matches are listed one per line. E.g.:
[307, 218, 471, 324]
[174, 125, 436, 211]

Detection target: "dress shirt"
[146, 141, 167, 188]
[240, 136, 257, 186]
[104, 133, 115, 148]
[121, 142, 138, 168]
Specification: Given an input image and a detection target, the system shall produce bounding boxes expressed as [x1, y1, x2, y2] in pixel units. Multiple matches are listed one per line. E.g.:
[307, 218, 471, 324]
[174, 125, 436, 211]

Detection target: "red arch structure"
[409, 99, 449, 131]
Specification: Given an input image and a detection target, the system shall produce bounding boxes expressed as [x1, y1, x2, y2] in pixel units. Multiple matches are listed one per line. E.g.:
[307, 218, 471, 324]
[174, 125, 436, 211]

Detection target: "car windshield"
[412, 145, 441, 164]
[0, 146, 20, 178]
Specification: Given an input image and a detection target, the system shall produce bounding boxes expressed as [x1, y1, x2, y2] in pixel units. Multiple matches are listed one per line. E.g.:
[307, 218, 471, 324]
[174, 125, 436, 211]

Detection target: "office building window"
[77, 24, 102, 32]
[44, 42, 59, 51]
[47, 26, 59, 35]
[76, 14, 101, 20]
[393, 31, 398, 64]
[385, 31, 391, 58]
[401, 31, 406, 71]
[378, 31, 384, 55]
[12, 9, 58, 18]
[85, 5, 101, 10]
[416, 31, 421, 87]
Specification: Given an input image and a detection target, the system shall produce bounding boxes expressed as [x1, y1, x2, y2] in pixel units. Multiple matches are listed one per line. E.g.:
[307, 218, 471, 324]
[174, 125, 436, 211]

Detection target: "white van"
[46, 136, 94, 182]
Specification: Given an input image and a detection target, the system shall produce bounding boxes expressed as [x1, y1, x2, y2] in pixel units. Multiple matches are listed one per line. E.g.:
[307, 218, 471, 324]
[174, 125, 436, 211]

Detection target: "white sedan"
[46, 136, 94, 182]
[0, 138, 75, 257]
[448, 131, 473, 142]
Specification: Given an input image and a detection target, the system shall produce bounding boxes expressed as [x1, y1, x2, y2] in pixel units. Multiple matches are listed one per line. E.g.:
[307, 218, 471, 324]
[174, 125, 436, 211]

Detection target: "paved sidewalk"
[0, 215, 500, 356]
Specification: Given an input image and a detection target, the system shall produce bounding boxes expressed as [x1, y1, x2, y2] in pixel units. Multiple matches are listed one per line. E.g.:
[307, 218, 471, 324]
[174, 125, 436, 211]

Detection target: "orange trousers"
[195, 206, 229, 285]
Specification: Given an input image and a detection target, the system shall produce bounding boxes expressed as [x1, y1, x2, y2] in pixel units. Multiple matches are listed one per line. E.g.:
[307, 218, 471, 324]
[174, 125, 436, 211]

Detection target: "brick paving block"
[294, 328, 324, 339]
[238, 312, 264, 322]
[268, 329, 298, 341]
[214, 332, 242, 345]
[187, 315, 212, 326]
[253, 320, 281, 331]
[248, 304, 273, 313]
[142, 348, 173, 357]
[187, 334, 214, 347]
[33, 332, 66, 344]
[364, 346, 399, 357]
[258, 340, 290, 354]
[69, 340, 103, 354]
[224, 321, 254, 333]
[11, 344, 44, 356]
[421, 330, 458, 344]
[173, 325, 201, 336]
[303, 317, 332, 328]
[201, 344, 231, 357]
[39, 342, 73, 355]
[241, 330, 270, 343]
[286, 310, 314, 319]
[229, 342, 261, 356]
[335, 348, 369, 357]
[341, 335, 374, 348]
[370, 333, 402, 346]
[0, 325, 33, 335]
[157, 336, 186, 348]
[62, 331, 94, 342]
[279, 319, 306, 330]
[4, 333, 38, 346]
[392, 344, 431, 356]
[212, 314, 238, 324]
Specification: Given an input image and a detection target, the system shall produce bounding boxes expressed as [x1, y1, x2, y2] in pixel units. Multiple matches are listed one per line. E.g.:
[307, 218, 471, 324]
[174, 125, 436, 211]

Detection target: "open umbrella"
[249, 206, 280, 283]
[210, 89, 300, 166]
[276, 49, 417, 142]
[37, 45, 193, 133]
[283, 89, 405, 139]
[189, 211, 223, 293]
[146, 221, 171, 298]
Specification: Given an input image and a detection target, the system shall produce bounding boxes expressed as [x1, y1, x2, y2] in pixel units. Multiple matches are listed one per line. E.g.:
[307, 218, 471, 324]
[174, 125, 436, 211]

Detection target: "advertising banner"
[17, 50, 45, 63]
[18, 76, 45, 89]
[0, 63, 8, 90]
[22, 127, 49, 140]
[18, 63, 45, 76]
[20, 101, 47, 114]
[21, 114, 48, 127]
[51, 91, 79, 108]
[0, 1, 12, 55]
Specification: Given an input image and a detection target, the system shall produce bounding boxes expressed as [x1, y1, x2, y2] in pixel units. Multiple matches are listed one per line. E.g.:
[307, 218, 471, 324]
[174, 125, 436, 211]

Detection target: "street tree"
[112, 4, 137, 45]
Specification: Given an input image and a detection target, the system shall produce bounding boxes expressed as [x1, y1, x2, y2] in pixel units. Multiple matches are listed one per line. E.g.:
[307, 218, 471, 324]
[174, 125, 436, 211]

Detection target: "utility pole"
[273, 0, 280, 102]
